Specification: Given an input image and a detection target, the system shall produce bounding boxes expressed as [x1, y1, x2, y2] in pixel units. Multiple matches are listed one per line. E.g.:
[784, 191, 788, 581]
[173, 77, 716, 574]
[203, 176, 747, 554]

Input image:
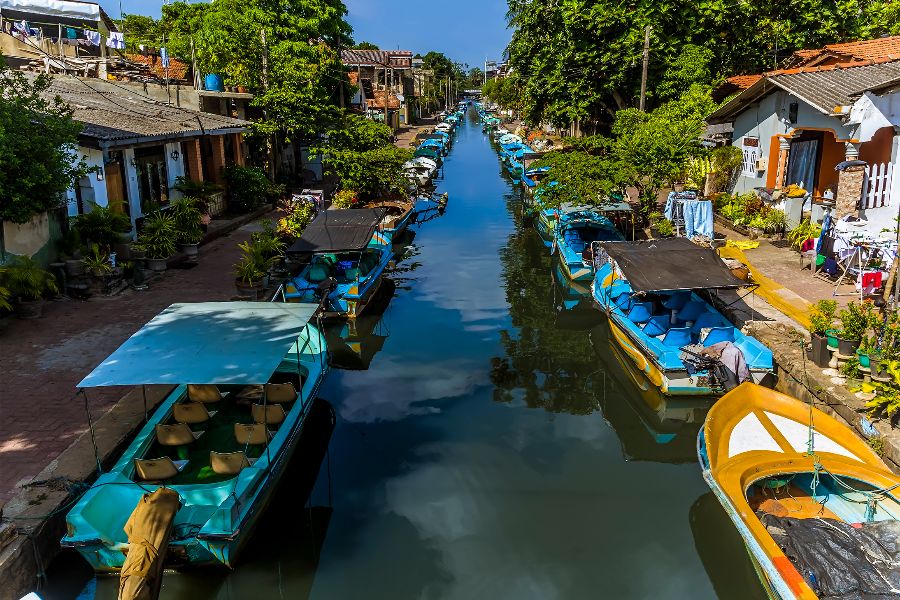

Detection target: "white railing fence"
[863, 162, 894, 209]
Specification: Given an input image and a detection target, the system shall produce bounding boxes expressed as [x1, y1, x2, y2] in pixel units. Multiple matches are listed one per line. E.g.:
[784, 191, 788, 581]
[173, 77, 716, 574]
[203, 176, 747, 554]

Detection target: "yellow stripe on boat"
[609, 321, 665, 389]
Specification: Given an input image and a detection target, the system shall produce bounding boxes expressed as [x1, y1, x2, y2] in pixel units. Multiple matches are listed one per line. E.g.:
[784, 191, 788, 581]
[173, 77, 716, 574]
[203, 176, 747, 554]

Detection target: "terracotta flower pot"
[235, 279, 263, 300]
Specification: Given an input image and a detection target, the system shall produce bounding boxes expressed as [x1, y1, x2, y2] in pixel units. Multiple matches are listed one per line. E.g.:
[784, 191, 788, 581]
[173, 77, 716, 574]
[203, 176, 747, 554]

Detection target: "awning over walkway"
[288, 208, 386, 253]
[78, 302, 318, 387]
[599, 238, 745, 293]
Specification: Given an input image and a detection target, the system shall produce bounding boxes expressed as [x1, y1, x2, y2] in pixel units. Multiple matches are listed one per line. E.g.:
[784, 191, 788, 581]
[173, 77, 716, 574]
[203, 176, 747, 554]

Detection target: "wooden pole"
[383, 65, 388, 126]
[639, 25, 651, 112]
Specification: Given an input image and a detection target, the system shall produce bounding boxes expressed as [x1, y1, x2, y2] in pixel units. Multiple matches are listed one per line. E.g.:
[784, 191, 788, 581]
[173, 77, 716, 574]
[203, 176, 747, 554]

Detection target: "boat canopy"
[599, 238, 744, 293]
[78, 302, 319, 388]
[288, 208, 387, 253]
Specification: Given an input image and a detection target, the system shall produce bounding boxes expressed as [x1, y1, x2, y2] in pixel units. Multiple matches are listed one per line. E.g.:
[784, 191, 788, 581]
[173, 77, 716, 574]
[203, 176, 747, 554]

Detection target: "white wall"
[123, 148, 142, 226]
[66, 146, 108, 216]
[165, 142, 186, 202]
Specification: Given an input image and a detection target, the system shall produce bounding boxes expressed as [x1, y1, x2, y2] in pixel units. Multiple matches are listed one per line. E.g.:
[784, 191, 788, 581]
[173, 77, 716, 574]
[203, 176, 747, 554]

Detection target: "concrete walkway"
[0, 214, 265, 504]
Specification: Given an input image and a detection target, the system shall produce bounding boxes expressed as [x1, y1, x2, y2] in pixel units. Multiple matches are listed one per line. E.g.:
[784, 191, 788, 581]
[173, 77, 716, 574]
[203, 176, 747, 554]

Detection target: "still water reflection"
[46, 109, 762, 600]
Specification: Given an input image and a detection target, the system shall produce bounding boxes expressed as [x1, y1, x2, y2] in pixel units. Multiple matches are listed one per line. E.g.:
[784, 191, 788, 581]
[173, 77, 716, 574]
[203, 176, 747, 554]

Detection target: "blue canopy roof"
[78, 302, 320, 388]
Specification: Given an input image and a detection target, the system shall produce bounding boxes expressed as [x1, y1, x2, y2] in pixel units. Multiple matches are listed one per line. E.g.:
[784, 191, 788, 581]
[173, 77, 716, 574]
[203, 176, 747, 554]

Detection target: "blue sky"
[110, 0, 509, 68]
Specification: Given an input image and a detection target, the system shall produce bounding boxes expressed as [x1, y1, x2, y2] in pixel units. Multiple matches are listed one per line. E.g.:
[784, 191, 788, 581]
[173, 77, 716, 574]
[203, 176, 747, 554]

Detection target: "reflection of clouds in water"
[414, 231, 510, 324]
[381, 415, 703, 599]
[339, 357, 489, 423]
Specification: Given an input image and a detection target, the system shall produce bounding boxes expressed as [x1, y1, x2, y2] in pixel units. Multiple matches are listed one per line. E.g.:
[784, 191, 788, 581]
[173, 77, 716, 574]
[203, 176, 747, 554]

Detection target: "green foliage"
[332, 189, 357, 209]
[1, 255, 59, 300]
[505, 0, 896, 128]
[0, 270, 10, 311]
[250, 222, 286, 258]
[170, 198, 204, 244]
[841, 354, 862, 379]
[787, 219, 822, 249]
[275, 196, 314, 239]
[138, 212, 179, 259]
[233, 239, 277, 283]
[708, 146, 743, 192]
[763, 209, 788, 233]
[809, 299, 837, 336]
[482, 76, 521, 111]
[352, 41, 379, 50]
[173, 176, 221, 201]
[838, 301, 879, 342]
[655, 219, 675, 237]
[533, 150, 622, 209]
[866, 386, 900, 422]
[72, 203, 132, 250]
[83, 244, 112, 274]
[223, 165, 271, 213]
[0, 65, 92, 223]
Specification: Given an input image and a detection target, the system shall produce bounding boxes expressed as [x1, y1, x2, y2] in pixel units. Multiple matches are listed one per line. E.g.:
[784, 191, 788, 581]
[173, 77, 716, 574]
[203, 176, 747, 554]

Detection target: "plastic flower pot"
[825, 329, 840, 349]
[856, 349, 871, 369]
[837, 334, 860, 356]
[810, 333, 830, 367]
[147, 257, 169, 272]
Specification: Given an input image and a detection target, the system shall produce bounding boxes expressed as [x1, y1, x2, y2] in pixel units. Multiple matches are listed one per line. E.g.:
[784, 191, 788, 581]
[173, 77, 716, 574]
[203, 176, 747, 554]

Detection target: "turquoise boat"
[61, 302, 328, 571]
[592, 238, 774, 395]
[283, 209, 393, 319]
[553, 209, 623, 283]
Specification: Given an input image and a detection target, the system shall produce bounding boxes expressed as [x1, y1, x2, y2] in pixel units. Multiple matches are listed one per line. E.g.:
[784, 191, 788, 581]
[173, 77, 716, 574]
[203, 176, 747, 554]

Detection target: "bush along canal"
[41, 108, 767, 600]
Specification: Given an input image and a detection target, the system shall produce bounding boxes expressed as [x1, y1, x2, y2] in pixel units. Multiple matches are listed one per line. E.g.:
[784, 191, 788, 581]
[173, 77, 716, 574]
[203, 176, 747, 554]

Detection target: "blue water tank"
[204, 74, 224, 92]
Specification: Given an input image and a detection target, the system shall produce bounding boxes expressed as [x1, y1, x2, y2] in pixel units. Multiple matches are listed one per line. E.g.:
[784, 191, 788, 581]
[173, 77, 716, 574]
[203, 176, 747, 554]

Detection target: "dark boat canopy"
[288, 208, 387, 253]
[598, 238, 745, 293]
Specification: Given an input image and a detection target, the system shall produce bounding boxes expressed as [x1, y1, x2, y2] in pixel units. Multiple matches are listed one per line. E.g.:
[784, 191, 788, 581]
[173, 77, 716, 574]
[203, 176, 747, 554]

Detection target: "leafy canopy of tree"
[352, 41, 379, 50]
[0, 66, 91, 223]
[505, 0, 898, 129]
[482, 76, 522, 111]
[321, 114, 413, 198]
[533, 147, 621, 210]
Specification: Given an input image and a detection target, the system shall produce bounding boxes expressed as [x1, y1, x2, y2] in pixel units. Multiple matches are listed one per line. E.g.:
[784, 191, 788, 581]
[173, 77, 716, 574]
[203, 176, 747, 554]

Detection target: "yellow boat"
[699, 383, 900, 599]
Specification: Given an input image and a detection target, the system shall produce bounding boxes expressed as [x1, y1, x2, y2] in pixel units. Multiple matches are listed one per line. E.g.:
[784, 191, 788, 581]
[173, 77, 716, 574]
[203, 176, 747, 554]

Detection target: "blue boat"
[283, 209, 393, 319]
[414, 146, 442, 163]
[61, 302, 329, 571]
[553, 209, 624, 283]
[591, 238, 774, 396]
[522, 165, 551, 193]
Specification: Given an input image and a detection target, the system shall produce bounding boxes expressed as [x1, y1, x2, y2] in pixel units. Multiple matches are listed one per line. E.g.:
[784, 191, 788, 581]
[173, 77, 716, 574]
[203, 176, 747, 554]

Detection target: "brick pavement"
[0, 220, 261, 504]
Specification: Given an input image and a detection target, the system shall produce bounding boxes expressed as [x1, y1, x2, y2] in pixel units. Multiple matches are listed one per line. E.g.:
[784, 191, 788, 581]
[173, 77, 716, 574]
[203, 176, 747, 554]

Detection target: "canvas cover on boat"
[599, 238, 744, 293]
[759, 513, 900, 597]
[78, 302, 318, 387]
[288, 208, 387, 253]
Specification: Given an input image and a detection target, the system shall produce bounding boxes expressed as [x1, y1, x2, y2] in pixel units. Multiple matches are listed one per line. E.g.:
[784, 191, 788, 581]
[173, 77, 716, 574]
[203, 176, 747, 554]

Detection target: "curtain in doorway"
[786, 139, 818, 192]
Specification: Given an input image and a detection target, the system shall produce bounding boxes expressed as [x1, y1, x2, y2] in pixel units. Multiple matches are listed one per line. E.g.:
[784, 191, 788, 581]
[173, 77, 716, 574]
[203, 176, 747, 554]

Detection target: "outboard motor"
[314, 277, 338, 311]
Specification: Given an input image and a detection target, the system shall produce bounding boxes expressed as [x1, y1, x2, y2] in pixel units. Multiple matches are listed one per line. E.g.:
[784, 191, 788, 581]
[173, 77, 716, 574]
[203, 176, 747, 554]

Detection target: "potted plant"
[856, 335, 877, 369]
[56, 228, 85, 277]
[655, 218, 675, 238]
[747, 214, 767, 239]
[73, 202, 132, 251]
[83, 244, 113, 278]
[170, 198, 204, 261]
[138, 212, 178, 272]
[808, 299, 837, 367]
[233, 241, 267, 299]
[1, 256, 59, 319]
[835, 301, 875, 356]
[332, 189, 358, 209]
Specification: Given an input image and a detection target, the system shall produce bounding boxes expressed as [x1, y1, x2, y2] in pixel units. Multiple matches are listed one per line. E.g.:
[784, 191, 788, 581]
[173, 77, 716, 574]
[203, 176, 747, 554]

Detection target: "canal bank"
[33, 108, 764, 600]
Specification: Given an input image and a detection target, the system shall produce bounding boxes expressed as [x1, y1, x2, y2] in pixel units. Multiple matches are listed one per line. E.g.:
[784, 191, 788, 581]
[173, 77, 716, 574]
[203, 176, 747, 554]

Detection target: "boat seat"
[344, 267, 360, 281]
[702, 327, 736, 347]
[187, 384, 227, 404]
[307, 264, 329, 283]
[690, 313, 723, 336]
[612, 290, 633, 311]
[626, 302, 654, 324]
[675, 301, 705, 324]
[252, 403, 286, 425]
[234, 423, 272, 446]
[662, 291, 691, 311]
[266, 383, 298, 404]
[210, 451, 255, 476]
[155, 423, 203, 446]
[173, 402, 217, 424]
[661, 328, 692, 348]
[642, 314, 670, 337]
[134, 457, 188, 481]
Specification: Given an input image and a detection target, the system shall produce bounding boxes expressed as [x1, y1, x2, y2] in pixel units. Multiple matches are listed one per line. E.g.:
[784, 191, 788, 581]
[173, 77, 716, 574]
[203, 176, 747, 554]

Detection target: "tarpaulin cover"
[119, 488, 181, 600]
[1, 0, 100, 20]
[599, 238, 744, 293]
[78, 302, 318, 387]
[288, 208, 386, 253]
[760, 513, 900, 598]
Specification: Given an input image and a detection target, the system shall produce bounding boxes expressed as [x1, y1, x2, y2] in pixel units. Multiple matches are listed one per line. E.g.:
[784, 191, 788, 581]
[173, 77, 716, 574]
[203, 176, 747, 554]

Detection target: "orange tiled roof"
[789, 35, 900, 66]
[125, 53, 189, 81]
[765, 55, 900, 77]
[726, 74, 763, 89]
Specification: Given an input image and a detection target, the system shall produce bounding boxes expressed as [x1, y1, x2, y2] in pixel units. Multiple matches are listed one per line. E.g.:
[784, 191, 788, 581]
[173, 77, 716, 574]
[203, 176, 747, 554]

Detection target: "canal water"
[46, 110, 768, 600]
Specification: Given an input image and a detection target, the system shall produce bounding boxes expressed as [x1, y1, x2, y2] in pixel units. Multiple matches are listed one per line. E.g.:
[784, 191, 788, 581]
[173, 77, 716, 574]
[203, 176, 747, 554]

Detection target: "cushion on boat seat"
[155, 423, 203, 446]
[265, 383, 298, 404]
[134, 457, 188, 481]
[344, 267, 360, 281]
[307, 264, 329, 283]
[642, 314, 670, 337]
[626, 302, 654, 324]
[612, 291, 633, 311]
[173, 402, 217, 424]
[702, 327, 736, 347]
[252, 403, 286, 425]
[662, 291, 691, 311]
[661, 328, 692, 348]
[187, 384, 226, 404]
[690, 313, 722, 335]
[210, 451, 254, 476]
[675, 301, 705, 324]
[234, 423, 272, 446]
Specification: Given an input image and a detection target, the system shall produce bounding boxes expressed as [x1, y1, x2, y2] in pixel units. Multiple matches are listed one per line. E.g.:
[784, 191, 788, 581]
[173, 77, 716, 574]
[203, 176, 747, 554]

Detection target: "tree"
[0, 66, 91, 223]
[114, 14, 159, 52]
[533, 149, 621, 210]
[352, 41, 379, 50]
[505, 0, 896, 130]
[321, 114, 413, 197]
[465, 67, 484, 89]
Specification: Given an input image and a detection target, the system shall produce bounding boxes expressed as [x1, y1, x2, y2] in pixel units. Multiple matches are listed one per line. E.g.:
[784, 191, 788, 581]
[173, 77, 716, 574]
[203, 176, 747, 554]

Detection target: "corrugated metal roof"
[768, 60, 900, 113]
[34, 74, 249, 146]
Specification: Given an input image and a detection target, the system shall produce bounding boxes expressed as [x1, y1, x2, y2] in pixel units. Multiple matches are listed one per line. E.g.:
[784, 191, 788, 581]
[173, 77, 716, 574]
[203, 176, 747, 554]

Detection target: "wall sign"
[741, 137, 760, 177]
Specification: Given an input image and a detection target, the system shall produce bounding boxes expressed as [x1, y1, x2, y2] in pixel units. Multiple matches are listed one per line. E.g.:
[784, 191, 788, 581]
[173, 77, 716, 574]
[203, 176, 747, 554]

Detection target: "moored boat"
[699, 383, 900, 599]
[359, 195, 417, 236]
[61, 302, 329, 571]
[282, 209, 393, 318]
[553, 209, 623, 283]
[592, 238, 774, 395]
